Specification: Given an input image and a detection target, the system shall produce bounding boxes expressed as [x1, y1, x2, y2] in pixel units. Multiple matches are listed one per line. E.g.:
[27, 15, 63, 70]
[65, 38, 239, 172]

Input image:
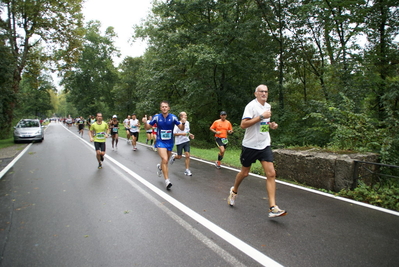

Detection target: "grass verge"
[0, 138, 15, 149]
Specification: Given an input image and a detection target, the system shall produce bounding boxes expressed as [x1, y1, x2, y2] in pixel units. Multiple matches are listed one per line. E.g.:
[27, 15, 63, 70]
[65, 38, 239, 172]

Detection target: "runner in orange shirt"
[209, 111, 233, 168]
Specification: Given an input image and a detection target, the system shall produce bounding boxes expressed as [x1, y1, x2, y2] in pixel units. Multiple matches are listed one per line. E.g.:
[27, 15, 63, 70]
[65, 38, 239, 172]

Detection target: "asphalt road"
[0, 122, 398, 267]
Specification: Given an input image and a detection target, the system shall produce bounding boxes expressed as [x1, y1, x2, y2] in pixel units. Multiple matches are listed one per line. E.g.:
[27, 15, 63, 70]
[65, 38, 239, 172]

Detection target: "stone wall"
[273, 149, 379, 192]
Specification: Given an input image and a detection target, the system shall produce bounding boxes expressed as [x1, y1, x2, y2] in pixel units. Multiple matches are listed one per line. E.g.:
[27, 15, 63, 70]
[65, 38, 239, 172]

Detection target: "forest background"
[1, 1, 398, 179]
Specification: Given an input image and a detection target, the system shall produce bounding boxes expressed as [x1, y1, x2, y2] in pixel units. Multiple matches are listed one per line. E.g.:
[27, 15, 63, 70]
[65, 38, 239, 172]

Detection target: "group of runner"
[86, 84, 287, 218]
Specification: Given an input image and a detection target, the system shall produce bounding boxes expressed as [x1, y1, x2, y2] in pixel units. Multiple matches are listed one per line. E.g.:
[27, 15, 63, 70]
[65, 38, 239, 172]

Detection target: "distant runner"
[123, 115, 131, 144]
[77, 116, 85, 138]
[109, 115, 119, 151]
[129, 113, 140, 151]
[89, 113, 109, 169]
[210, 111, 233, 168]
[170, 111, 195, 176]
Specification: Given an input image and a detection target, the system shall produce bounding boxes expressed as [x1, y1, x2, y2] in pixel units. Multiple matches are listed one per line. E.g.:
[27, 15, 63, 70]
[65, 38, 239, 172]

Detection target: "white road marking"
[0, 143, 32, 179]
[64, 124, 284, 266]
[0, 123, 51, 179]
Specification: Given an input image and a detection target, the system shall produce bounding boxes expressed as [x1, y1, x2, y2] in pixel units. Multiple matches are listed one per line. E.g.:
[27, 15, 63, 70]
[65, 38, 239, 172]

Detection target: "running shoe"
[133, 147, 137, 151]
[268, 205, 287, 218]
[215, 161, 221, 169]
[227, 186, 237, 206]
[165, 179, 172, 190]
[115, 146, 118, 151]
[156, 164, 162, 177]
[184, 169, 192, 176]
[100, 155, 104, 162]
[98, 163, 102, 169]
[169, 154, 175, 165]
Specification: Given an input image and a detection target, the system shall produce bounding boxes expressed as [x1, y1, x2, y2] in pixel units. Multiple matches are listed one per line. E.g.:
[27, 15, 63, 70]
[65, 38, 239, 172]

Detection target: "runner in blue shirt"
[144, 101, 186, 190]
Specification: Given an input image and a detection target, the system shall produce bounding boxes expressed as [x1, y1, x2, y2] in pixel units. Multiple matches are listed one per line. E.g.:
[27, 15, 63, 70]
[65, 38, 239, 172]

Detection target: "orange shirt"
[210, 119, 233, 138]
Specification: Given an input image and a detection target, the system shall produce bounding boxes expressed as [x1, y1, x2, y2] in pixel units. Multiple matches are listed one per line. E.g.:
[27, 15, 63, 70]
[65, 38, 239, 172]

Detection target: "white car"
[13, 119, 44, 143]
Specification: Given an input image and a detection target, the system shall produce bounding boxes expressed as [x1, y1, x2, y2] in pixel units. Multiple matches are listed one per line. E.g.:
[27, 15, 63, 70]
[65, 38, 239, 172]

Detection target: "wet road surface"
[0, 122, 398, 267]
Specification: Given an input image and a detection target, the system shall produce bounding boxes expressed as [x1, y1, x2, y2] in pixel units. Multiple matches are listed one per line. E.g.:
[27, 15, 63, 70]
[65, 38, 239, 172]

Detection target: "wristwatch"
[259, 115, 265, 120]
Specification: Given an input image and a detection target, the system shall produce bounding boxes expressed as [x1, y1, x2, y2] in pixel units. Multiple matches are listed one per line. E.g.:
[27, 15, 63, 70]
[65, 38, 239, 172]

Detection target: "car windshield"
[18, 121, 40, 128]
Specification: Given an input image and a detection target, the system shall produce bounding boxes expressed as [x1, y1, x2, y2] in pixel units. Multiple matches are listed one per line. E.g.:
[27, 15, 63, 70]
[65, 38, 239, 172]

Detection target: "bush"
[337, 181, 399, 211]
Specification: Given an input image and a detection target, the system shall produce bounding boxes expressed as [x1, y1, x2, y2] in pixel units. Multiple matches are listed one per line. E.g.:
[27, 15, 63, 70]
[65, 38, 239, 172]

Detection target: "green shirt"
[90, 121, 108, 142]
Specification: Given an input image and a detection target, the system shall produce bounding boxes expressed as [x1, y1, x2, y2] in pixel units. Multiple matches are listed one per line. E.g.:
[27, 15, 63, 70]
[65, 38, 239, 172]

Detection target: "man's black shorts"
[215, 137, 228, 148]
[94, 142, 106, 152]
[240, 146, 273, 167]
[130, 132, 139, 139]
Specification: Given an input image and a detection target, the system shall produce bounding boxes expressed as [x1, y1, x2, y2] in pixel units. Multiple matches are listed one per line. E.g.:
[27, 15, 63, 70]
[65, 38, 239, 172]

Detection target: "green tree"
[62, 21, 119, 117]
[362, 0, 399, 121]
[113, 57, 143, 117]
[0, 35, 15, 138]
[0, 0, 84, 134]
[134, 0, 276, 140]
[18, 48, 55, 118]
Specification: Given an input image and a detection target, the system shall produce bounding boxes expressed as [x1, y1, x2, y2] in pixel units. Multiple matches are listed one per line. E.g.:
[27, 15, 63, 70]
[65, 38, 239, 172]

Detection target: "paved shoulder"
[0, 144, 28, 172]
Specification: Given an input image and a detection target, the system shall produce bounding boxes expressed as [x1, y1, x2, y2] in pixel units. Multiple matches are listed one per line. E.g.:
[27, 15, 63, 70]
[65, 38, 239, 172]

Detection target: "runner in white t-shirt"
[227, 84, 287, 218]
[123, 115, 131, 144]
[170, 112, 194, 176]
[129, 113, 140, 151]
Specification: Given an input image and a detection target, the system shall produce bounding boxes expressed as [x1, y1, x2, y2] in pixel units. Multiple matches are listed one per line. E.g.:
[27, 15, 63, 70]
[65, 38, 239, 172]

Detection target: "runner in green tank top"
[89, 113, 109, 169]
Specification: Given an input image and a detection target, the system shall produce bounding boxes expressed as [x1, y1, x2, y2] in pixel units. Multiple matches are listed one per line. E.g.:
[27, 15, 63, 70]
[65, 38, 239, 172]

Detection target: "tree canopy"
[0, 0, 398, 166]
[0, 0, 84, 136]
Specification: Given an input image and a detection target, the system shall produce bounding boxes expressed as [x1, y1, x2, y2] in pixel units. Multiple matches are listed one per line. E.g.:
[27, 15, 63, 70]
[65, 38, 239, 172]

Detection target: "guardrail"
[353, 160, 399, 189]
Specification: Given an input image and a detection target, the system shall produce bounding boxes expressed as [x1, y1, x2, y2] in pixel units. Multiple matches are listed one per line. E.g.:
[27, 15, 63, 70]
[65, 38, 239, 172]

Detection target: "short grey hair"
[255, 84, 268, 92]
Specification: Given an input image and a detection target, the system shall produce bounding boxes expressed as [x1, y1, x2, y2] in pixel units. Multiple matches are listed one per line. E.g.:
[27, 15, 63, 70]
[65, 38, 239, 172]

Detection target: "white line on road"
[0, 143, 32, 180]
[141, 143, 399, 217]
[0, 122, 52, 179]
[63, 124, 284, 267]
[109, 164, 247, 267]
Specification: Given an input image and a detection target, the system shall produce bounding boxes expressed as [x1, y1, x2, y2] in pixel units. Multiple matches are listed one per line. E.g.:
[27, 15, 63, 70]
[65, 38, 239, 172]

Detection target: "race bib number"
[96, 132, 106, 139]
[112, 127, 118, 133]
[221, 138, 228, 144]
[160, 130, 172, 140]
[260, 121, 269, 133]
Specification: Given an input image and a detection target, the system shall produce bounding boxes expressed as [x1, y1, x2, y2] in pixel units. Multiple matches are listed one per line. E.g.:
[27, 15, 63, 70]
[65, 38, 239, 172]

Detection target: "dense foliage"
[129, 0, 399, 166]
[0, 0, 398, 171]
[61, 21, 119, 117]
[0, 0, 84, 136]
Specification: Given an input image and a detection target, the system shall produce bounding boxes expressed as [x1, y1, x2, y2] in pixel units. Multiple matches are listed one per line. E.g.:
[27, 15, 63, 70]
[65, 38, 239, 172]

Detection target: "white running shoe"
[157, 164, 162, 177]
[227, 186, 237, 206]
[115, 146, 118, 151]
[165, 179, 172, 190]
[184, 169, 192, 176]
[268, 205, 287, 218]
[169, 154, 175, 165]
[133, 147, 137, 151]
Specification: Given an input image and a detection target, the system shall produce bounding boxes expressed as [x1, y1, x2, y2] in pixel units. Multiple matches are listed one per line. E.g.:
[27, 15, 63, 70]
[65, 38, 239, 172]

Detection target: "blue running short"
[155, 140, 174, 151]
